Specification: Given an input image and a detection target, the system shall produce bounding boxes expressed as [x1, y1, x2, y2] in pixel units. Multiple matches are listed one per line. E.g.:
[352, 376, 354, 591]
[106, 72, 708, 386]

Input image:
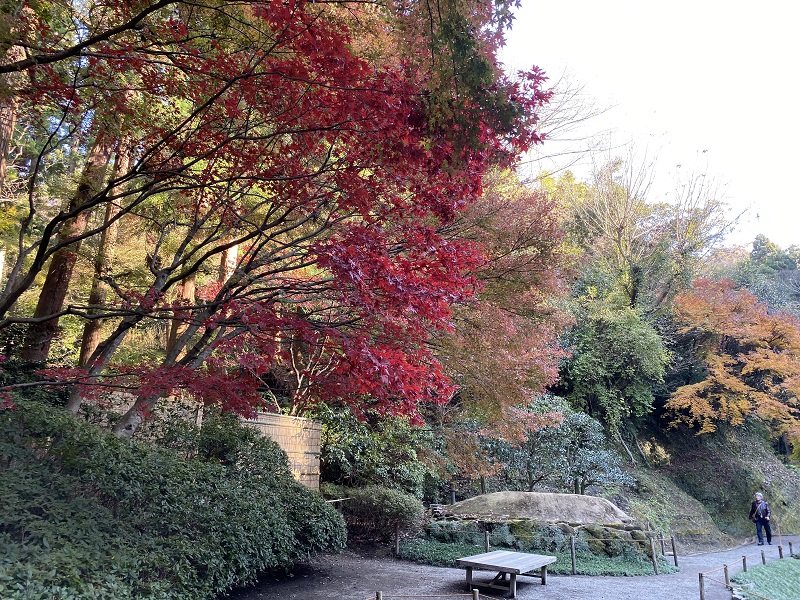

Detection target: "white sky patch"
[501, 0, 800, 248]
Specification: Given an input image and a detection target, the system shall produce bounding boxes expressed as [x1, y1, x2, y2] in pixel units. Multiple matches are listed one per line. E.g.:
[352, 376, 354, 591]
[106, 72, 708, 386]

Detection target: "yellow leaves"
[668, 278, 800, 436]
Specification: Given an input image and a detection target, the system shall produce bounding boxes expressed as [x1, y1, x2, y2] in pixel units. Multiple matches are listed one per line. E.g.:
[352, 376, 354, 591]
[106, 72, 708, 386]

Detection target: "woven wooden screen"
[244, 412, 321, 490]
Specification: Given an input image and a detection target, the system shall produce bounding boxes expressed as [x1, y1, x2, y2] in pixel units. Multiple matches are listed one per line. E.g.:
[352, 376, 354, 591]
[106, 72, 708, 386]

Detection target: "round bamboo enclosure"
[244, 412, 321, 490]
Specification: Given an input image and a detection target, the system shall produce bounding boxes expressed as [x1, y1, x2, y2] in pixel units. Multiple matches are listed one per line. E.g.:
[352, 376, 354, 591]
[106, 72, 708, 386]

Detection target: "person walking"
[748, 492, 772, 545]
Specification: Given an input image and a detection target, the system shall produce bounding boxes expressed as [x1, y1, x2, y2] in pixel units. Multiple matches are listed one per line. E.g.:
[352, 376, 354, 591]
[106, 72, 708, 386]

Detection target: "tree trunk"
[218, 243, 238, 282]
[0, 96, 17, 188]
[77, 147, 130, 367]
[112, 394, 160, 438]
[21, 135, 114, 362]
[0, 41, 24, 188]
[1, 40, 25, 297]
[166, 274, 196, 356]
[0, 246, 5, 293]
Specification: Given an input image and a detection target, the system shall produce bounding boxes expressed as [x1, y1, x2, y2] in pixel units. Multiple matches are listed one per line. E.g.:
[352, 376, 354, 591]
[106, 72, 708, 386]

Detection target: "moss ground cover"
[732, 557, 800, 600]
[398, 539, 679, 576]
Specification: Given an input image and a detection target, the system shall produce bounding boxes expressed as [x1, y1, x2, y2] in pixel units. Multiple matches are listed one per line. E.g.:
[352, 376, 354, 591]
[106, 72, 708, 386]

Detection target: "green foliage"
[422, 519, 489, 546]
[324, 484, 424, 542]
[498, 399, 633, 495]
[0, 358, 70, 405]
[662, 424, 800, 537]
[0, 401, 346, 600]
[398, 539, 483, 566]
[560, 299, 669, 435]
[726, 235, 800, 315]
[317, 406, 441, 499]
[516, 524, 570, 554]
[397, 538, 677, 576]
[732, 556, 800, 600]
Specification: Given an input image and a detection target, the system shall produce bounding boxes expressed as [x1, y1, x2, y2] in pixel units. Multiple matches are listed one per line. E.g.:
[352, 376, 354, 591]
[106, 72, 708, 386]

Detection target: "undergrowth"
[0, 401, 346, 600]
[398, 539, 679, 576]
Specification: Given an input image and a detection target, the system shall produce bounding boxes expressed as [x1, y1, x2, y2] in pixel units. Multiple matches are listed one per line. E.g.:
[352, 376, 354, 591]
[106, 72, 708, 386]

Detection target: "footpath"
[231, 535, 800, 600]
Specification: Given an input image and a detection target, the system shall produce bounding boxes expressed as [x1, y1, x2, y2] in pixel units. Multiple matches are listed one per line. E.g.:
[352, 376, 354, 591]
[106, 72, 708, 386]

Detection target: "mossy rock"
[586, 538, 606, 555]
[507, 518, 542, 538]
[556, 522, 575, 535]
[581, 523, 604, 538]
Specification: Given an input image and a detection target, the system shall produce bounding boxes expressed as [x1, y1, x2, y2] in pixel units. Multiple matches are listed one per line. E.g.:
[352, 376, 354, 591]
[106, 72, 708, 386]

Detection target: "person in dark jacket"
[748, 492, 772, 545]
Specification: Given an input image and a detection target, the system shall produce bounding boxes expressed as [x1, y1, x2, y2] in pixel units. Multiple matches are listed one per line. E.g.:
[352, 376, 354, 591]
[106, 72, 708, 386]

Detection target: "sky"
[500, 0, 800, 249]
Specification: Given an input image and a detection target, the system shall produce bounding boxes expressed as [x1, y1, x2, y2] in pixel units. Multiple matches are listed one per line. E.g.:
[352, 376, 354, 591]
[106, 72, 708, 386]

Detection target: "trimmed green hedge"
[0, 402, 346, 599]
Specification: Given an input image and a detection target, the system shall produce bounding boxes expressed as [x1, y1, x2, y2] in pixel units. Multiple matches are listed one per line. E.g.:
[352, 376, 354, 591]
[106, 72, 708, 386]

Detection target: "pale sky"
[501, 0, 800, 249]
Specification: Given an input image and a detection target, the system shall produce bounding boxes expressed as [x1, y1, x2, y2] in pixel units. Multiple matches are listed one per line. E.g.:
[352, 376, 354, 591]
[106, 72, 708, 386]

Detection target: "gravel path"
[231, 535, 800, 600]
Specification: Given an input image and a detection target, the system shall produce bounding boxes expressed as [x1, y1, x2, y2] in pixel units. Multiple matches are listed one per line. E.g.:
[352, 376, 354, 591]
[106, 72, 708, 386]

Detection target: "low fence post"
[670, 536, 679, 567]
[742, 555, 747, 572]
[699, 572, 705, 600]
[650, 537, 659, 575]
[778, 545, 784, 559]
[790, 541, 794, 556]
[570, 535, 577, 575]
[376, 592, 383, 600]
[472, 590, 480, 600]
[761, 549, 766, 565]
[723, 564, 730, 588]
[484, 531, 490, 553]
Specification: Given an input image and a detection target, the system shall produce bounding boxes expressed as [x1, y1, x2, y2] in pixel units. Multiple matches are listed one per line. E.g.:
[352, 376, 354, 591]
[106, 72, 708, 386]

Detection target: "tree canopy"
[0, 0, 552, 434]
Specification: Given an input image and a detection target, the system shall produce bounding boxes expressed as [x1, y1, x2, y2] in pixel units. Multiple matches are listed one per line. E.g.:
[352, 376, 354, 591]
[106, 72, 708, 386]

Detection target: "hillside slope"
[616, 423, 800, 548]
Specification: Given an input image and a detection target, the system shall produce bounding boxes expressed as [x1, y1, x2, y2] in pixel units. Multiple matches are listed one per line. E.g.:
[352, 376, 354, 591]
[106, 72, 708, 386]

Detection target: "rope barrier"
[698, 543, 791, 600]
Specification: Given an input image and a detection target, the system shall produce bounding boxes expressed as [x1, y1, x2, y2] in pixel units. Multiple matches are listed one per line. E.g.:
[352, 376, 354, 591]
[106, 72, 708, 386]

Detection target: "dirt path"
[230, 535, 800, 600]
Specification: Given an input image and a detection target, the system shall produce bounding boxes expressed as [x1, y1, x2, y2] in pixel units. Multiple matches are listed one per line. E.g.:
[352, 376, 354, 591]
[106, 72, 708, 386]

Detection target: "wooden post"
[451, 489, 457, 505]
[395, 524, 400, 556]
[484, 531, 490, 552]
[472, 590, 480, 600]
[723, 564, 730, 588]
[789, 541, 794, 556]
[650, 537, 659, 575]
[570, 535, 577, 575]
[761, 549, 766, 565]
[742, 555, 748, 572]
[671, 536, 679, 567]
[778, 545, 784, 559]
[699, 572, 705, 600]
[376, 593, 383, 600]
[659, 533, 666, 555]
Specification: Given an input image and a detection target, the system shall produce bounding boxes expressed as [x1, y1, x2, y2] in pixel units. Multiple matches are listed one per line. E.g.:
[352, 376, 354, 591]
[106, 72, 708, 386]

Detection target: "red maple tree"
[0, 1, 551, 434]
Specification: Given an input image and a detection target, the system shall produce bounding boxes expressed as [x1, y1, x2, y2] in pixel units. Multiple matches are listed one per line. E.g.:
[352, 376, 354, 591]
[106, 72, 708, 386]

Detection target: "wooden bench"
[456, 550, 557, 598]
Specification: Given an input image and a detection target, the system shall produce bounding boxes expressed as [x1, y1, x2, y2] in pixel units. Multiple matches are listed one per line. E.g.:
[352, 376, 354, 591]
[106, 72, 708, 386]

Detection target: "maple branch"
[0, 0, 181, 74]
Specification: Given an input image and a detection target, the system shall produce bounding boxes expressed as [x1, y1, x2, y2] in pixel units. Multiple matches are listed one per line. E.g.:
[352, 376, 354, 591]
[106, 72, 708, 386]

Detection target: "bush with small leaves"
[0, 401, 346, 600]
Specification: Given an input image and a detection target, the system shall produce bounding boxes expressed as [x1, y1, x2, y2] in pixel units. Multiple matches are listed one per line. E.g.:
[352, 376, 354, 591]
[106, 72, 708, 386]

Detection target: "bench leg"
[465, 566, 472, 590]
[509, 573, 517, 598]
[541, 565, 548, 585]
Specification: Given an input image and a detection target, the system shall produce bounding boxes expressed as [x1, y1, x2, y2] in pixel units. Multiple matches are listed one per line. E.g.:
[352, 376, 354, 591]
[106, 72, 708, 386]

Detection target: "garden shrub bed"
[396, 517, 678, 576]
[0, 401, 347, 600]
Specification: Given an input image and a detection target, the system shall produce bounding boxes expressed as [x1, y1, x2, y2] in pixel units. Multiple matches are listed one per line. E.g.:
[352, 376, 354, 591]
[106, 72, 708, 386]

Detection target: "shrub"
[0, 401, 346, 600]
[424, 519, 484, 545]
[331, 484, 425, 541]
[316, 407, 441, 499]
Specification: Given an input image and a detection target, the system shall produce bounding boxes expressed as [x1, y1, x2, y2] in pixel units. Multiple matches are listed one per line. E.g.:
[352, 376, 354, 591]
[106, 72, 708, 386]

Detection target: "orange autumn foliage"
[666, 279, 800, 438]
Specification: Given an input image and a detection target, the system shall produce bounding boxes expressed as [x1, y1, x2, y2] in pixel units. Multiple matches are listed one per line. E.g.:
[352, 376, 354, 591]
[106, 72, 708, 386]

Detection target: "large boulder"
[447, 491, 633, 525]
